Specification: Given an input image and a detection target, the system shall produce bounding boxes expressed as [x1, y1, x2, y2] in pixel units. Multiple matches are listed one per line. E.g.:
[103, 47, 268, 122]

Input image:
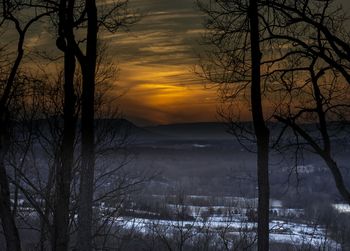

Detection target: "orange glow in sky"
[102, 0, 220, 125]
[117, 64, 218, 125]
[8, 0, 350, 126]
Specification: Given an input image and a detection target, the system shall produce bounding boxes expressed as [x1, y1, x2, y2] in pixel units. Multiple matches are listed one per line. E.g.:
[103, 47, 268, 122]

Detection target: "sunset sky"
[21, 0, 350, 126]
[102, 0, 218, 125]
[105, 0, 350, 126]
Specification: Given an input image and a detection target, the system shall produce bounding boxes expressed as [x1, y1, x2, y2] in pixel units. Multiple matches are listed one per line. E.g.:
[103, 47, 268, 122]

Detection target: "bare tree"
[255, 0, 350, 205]
[198, 1, 350, 249]
[28, 0, 137, 249]
[71, 1, 137, 249]
[248, 0, 270, 249]
[52, 0, 79, 249]
[0, 1, 51, 249]
[259, 0, 350, 84]
[271, 55, 350, 204]
[197, 0, 270, 249]
[4, 49, 137, 249]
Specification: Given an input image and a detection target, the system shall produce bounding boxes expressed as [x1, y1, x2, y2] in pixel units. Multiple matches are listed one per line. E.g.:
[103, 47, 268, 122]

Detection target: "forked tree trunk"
[76, 0, 97, 250]
[0, 14, 25, 251]
[248, 0, 270, 250]
[53, 0, 77, 250]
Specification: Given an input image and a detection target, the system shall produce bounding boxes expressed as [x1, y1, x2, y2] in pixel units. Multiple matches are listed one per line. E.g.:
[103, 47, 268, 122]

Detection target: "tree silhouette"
[248, 0, 270, 249]
[53, 0, 78, 249]
[197, 0, 270, 249]
[0, 1, 52, 249]
[258, 0, 350, 205]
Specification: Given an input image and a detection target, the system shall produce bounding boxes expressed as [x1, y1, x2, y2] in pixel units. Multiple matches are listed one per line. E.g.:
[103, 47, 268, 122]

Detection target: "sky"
[102, 0, 219, 126]
[103, 0, 350, 126]
[13, 0, 350, 126]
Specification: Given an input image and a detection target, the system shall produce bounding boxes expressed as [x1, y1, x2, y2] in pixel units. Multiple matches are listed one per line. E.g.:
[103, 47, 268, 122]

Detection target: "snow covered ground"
[332, 203, 350, 213]
[106, 216, 340, 250]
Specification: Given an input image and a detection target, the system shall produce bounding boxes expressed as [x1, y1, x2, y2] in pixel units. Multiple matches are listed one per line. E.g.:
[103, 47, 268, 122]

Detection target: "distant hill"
[143, 122, 232, 140]
[17, 118, 350, 144]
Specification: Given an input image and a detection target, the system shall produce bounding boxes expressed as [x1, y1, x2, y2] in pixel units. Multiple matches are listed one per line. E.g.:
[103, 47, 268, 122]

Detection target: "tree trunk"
[0, 133, 21, 251]
[274, 115, 350, 205]
[76, 0, 97, 250]
[0, 89, 21, 251]
[0, 65, 22, 251]
[52, 46, 76, 251]
[53, 0, 77, 250]
[0, 18, 25, 251]
[248, 0, 270, 250]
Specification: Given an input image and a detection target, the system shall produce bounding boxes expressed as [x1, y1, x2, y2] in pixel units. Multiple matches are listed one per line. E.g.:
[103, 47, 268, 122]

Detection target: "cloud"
[3, 0, 215, 125]
[119, 82, 218, 125]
